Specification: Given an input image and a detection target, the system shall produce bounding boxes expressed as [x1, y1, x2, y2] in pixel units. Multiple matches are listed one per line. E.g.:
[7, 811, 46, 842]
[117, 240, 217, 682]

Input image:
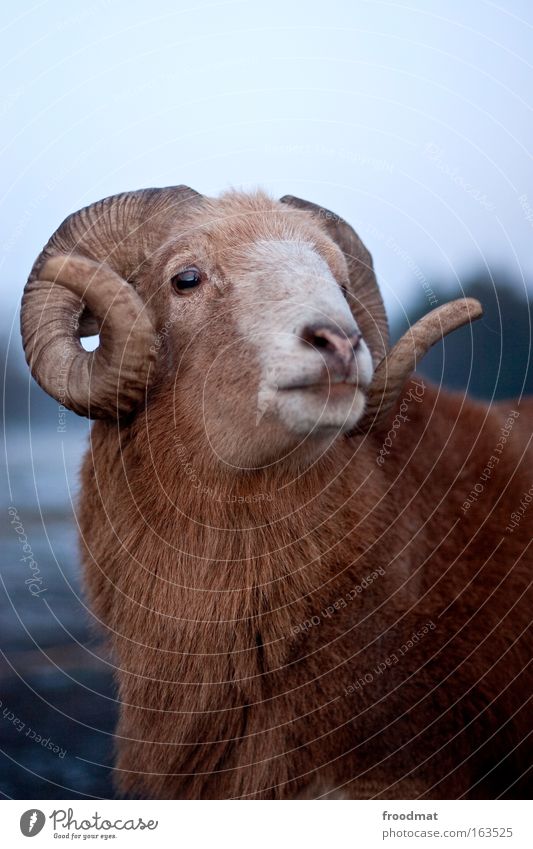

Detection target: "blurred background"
[1, 0, 532, 798]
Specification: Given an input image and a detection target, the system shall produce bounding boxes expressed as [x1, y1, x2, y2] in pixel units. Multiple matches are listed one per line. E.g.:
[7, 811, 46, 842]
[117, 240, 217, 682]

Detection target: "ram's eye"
[171, 267, 202, 293]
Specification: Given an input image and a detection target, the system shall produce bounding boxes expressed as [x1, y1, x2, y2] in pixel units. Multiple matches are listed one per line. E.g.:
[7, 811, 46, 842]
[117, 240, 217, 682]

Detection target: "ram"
[21, 186, 532, 799]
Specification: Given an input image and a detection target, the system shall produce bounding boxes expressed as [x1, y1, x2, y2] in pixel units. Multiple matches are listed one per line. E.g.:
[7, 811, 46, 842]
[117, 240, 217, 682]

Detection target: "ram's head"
[21, 186, 481, 466]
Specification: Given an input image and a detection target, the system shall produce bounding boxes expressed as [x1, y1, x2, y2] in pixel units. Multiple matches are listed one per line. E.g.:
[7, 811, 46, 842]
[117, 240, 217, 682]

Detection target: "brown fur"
[74, 193, 531, 799]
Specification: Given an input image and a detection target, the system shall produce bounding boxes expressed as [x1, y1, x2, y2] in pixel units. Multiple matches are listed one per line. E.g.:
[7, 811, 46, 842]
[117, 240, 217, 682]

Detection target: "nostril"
[312, 333, 330, 349]
[300, 323, 361, 360]
[300, 325, 321, 349]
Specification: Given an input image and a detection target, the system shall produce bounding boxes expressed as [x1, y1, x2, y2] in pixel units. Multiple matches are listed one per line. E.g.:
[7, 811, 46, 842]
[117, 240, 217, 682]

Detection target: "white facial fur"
[236, 240, 374, 436]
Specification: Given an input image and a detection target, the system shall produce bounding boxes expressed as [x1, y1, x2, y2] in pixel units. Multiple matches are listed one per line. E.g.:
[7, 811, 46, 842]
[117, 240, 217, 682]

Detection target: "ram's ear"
[280, 194, 389, 367]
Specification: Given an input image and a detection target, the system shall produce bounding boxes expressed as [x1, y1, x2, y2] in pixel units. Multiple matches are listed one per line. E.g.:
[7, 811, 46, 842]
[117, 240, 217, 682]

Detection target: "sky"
[1, 0, 533, 337]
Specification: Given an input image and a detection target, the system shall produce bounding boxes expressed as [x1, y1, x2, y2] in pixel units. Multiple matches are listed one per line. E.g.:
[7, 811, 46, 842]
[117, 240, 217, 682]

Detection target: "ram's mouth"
[278, 375, 369, 393]
[279, 381, 358, 395]
[265, 379, 367, 436]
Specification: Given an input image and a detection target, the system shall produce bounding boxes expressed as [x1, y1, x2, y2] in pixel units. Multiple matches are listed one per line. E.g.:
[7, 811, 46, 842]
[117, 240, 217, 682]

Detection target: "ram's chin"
[276, 385, 367, 438]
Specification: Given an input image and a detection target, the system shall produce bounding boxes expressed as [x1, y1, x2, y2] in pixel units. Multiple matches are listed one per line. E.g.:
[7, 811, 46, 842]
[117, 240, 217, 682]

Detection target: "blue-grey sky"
[1, 0, 533, 333]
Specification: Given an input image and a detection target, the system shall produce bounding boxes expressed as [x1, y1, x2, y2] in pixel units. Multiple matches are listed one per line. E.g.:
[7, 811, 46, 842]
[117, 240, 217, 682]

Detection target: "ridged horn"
[20, 186, 202, 419]
[357, 297, 483, 432]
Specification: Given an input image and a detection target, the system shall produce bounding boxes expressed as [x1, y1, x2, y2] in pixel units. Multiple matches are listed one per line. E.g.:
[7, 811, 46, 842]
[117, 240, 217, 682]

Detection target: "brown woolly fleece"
[79, 383, 532, 799]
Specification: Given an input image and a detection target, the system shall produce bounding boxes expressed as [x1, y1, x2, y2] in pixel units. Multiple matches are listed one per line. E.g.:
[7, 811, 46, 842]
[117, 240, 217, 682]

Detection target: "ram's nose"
[300, 322, 362, 372]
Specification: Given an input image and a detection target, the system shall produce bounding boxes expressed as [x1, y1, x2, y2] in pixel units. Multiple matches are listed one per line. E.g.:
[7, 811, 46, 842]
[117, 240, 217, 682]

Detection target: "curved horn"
[280, 195, 389, 366]
[20, 186, 202, 419]
[22, 255, 156, 419]
[357, 297, 483, 432]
